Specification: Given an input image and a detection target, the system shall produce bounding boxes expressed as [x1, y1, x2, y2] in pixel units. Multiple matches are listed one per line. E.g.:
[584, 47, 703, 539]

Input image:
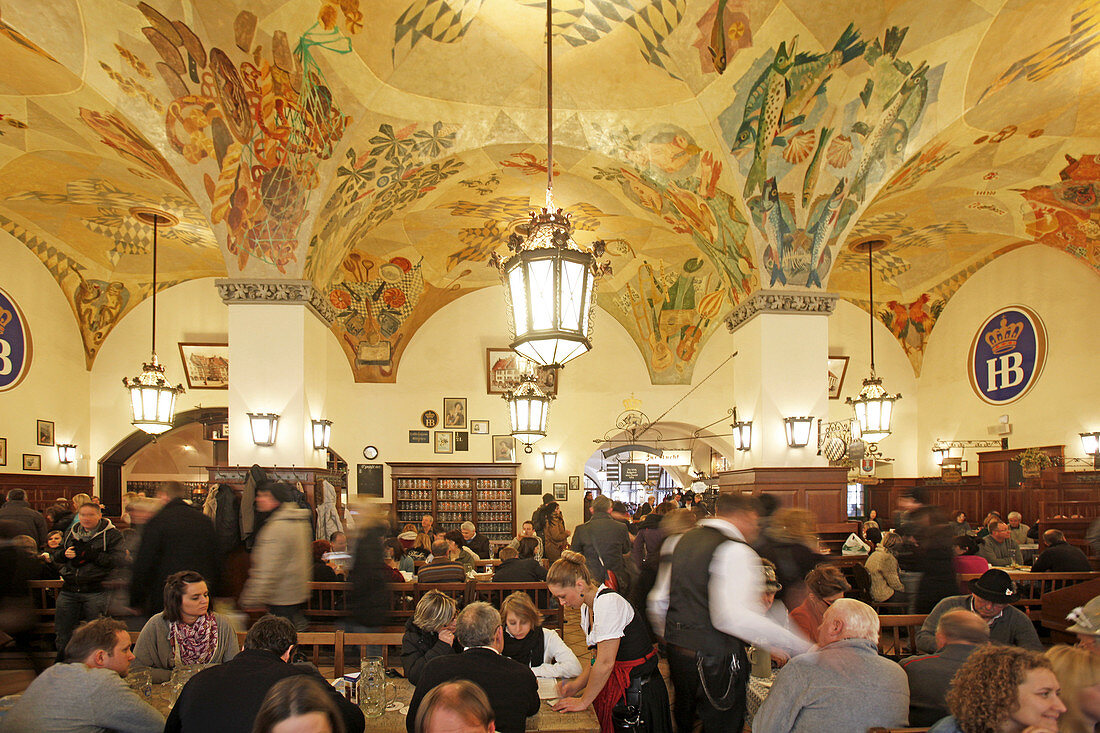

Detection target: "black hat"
[971, 569, 1018, 603]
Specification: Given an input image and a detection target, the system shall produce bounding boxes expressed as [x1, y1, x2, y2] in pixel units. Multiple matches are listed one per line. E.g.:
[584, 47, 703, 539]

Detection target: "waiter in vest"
[648, 492, 810, 732]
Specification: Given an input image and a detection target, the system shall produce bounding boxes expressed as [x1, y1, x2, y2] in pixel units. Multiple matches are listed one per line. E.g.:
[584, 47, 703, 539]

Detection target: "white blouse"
[581, 584, 635, 648]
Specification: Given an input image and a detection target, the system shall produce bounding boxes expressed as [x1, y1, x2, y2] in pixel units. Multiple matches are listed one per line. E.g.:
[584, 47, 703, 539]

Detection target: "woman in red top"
[788, 564, 850, 644]
[952, 534, 991, 574]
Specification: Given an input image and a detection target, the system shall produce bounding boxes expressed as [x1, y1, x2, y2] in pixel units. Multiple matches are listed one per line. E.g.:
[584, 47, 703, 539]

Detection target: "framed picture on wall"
[828, 356, 849, 400]
[470, 420, 489, 435]
[553, 483, 568, 501]
[486, 348, 560, 395]
[0, 438, 6, 466]
[36, 420, 54, 446]
[492, 435, 515, 463]
[22, 453, 41, 471]
[569, 475, 580, 491]
[178, 342, 229, 389]
[443, 398, 467, 429]
[434, 431, 453, 454]
[454, 432, 469, 451]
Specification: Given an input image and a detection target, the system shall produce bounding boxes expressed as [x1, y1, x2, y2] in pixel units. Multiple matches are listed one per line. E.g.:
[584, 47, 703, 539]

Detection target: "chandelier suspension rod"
[868, 243, 874, 373]
[545, 0, 554, 202]
[151, 212, 158, 357]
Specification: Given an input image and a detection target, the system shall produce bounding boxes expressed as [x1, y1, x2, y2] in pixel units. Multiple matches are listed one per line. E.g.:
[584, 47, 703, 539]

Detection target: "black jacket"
[407, 648, 539, 733]
[570, 512, 631, 585]
[401, 618, 458, 685]
[210, 484, 240, 558]
[53, 518, 124, 593]
[901, 643, 980, 726]
[1032, 541, 1093, 572]
[0, 500, 48, 547]
[164, 649, 364, 733]
[492, 558, 547, 583]
[466, 533, 491, 559]
[346, 522, 392, 628]
[129, 498, 221, 614]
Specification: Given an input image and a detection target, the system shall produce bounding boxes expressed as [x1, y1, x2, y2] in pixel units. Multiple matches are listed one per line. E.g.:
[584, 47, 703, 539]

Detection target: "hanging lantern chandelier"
[489, 0, 610, 368]
[846, 239, 900, 446]
[504, 362, 554, 452]
[122, 209, 184, 435]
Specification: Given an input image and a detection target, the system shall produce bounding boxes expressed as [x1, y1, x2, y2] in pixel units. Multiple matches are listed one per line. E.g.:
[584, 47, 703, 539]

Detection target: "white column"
[726, 290, 837, 467]
[218, 280, 333, 468]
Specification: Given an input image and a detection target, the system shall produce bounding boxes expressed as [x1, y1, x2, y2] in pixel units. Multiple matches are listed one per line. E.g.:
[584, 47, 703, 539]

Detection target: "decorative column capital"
[215, 279, 335, 325]
[724, 289, 839, 333]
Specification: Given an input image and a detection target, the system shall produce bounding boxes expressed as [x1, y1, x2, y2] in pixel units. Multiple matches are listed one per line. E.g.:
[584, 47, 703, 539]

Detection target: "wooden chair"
[305, 582, 347, 629]
[343, 631, 405, 673]
[413, 581, 470, 609]
[27, 580, 62, 635]
[959, 571, 1100, 621]
[877, 614, 928, 660]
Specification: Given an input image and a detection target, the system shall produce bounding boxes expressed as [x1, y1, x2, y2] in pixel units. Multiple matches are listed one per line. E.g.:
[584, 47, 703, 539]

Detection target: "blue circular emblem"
[968, 305, 1046, 405]
[0, 286, 31, 392]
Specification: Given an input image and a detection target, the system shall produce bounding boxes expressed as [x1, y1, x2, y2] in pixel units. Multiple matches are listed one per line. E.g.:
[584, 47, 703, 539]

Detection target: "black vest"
[589, 588, 654, 662]
[665, 524, 745, 654]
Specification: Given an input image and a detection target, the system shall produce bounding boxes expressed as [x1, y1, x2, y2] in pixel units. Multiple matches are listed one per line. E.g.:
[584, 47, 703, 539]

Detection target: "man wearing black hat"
[915, 568, 1041, 653]
[239, 482, 313, 630]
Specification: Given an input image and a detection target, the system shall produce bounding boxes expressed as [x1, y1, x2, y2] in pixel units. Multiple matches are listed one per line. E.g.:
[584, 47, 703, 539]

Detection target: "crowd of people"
[2, 480, 1100, 732]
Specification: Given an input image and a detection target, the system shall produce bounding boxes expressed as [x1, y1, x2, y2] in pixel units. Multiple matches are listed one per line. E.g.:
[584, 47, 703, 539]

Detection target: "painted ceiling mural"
[1, 0, 1099, 381]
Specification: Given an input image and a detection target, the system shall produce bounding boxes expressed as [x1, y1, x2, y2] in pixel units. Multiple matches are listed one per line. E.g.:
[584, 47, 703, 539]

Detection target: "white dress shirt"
[647, 518, 810, 657]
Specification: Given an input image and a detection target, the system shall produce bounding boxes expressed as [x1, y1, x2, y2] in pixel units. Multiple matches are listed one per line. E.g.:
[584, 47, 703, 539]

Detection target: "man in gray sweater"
[753, 598, 908, 732]
[1, 617, 164, 732]
[915, 568, 1041, 653]
[978, 520, 1020, 567]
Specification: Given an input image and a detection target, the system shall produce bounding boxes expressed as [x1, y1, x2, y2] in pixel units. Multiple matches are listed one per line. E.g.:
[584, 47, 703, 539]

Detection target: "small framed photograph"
[492, 435, 515, 463]
[434, 431, 453, 454]
[409, 430, 429, 444]
[553, 482, 568, 501]
[0, 438, 6, 466]
[470, 420, 489, 435]
[36, 419, 54, 446]
[828, 356, 850, 400]
[486, 348, 560, 395]
[569, 475, 580, 491]
[22, 453, 41, 471]
[454, 431, 469, 451]
[443, 398, 467, 429]
[178, 342, 229, 389]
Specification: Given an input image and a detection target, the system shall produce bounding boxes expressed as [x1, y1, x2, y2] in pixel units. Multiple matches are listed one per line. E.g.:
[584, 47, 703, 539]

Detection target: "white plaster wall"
[827, 299, 920, 477]
[0, 230, 90, 476]
[917, 245, 1100, 476]
[324, 285, 739, 531]
[90, 277, 228, 468]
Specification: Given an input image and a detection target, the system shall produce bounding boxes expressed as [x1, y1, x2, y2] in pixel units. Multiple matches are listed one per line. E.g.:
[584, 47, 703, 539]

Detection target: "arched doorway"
[97, 407, 227, 512]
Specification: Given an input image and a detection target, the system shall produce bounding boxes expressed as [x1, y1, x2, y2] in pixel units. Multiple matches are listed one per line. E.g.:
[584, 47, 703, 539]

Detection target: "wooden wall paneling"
[0, 473, 95, 511]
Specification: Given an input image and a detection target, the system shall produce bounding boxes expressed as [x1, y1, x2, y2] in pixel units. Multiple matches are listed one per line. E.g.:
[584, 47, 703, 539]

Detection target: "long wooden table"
[374, 678, 597, 732]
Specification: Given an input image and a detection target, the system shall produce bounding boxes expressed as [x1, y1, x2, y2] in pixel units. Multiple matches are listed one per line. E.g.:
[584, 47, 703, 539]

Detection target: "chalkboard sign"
[520, 478, 543, 495]
[621, 462, 645, 481]
[357, 463, 384, 497]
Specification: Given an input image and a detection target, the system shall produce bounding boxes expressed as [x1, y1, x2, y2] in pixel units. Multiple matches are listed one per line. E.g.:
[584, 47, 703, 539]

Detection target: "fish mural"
[722, 24, 933, 290]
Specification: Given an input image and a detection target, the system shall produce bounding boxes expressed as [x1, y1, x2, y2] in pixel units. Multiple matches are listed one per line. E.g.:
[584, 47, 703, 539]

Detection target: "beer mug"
[357, 657, 396, 718]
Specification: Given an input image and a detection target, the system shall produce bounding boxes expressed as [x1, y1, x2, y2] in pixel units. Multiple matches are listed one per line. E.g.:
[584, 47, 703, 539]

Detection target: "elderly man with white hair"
[1007, 511, 1031, 545]
[460, 521, 491, 559]
[752, 598, 909, 732]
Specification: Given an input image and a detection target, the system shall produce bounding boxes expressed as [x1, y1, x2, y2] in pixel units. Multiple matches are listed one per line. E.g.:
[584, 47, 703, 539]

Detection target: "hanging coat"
[240, 464, 266, 542]
[316, 480, 343, 541]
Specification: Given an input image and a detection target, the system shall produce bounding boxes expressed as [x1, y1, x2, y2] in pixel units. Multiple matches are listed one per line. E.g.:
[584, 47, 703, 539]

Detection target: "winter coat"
[401, 618, 458, 685]
[542, 512, 570, 561]
[630, 512, 663, 569]
[240, 464, 266, 542]
[0, 500, 48, 547]
[239, 502, 312, 608]
[316, 481, 343, 541]
[53, 518, 125, 593]
[347, 522, 394, 628]
[204, 484, 241, 559]
[130, 498, 221, 615]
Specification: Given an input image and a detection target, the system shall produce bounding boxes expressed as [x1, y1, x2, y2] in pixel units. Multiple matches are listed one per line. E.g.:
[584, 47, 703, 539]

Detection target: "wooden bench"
[27, 580, 62, 635]
[959, 571, 1100, 620]
[470, 582, 563, 634]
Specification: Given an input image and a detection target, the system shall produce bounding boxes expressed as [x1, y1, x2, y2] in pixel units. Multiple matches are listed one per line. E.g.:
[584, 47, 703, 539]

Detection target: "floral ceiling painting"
[0, 0, 1098, 379]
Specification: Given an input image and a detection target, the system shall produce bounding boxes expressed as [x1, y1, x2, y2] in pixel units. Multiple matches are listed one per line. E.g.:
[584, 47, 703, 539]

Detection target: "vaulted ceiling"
[3, 0, 1098, 380]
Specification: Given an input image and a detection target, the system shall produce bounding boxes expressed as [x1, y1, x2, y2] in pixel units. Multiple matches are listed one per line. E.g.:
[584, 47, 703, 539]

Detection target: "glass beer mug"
[357, 657, 396, 717]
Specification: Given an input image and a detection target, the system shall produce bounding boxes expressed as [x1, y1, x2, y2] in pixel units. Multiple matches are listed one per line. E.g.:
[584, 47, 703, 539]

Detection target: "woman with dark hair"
[949, 510, 971, 537]
[384, 537, 416, 574]
[132, 570, 239, 682]
[312, 539, 340, 582]
[929, 645, 1065, 732]
[253, 675, 345, 733]
[443, 530, 478, 573]
[787, 564, 851, 643]
[534, 501, 570, 561]
[953, 534, 991, 574]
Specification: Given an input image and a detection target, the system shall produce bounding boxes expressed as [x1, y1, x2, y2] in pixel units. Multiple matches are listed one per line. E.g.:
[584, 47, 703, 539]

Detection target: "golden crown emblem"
[984, 315, 1024, 355]
[0, 306, 11, 336]
[622, 393, 642, 411]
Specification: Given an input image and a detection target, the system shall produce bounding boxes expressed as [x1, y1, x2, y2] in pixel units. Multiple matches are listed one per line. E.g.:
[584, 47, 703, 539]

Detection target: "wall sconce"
[247, 413, 280, 446]
[57, 444, 77, 464]
[311, 419, 332, 450]
[1081, 432, 1100, 469]
[730, 408, 752, 452]
[784, 416, 814, 448]
[542, 451, 558, 470]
